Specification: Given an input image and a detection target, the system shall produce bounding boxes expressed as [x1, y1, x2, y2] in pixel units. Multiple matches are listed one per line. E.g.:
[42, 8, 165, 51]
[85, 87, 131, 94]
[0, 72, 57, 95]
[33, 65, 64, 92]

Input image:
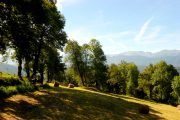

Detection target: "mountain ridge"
[106, 50, 180, 66]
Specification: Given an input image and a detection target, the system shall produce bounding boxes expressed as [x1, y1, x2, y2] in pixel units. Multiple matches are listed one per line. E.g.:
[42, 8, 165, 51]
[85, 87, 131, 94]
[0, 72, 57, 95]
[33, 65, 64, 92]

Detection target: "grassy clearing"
[0, 85, 180, 120]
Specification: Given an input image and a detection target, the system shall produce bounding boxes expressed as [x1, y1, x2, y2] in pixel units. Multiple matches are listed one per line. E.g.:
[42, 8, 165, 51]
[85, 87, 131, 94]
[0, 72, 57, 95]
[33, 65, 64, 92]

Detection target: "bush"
[16, 81, 35, 93]
[138, 104, 149, 114]
[0, 78, 22, 86]
[0, 79, 37, 99]
[42, 83, 51, 89]
[0, 86, 18, 98]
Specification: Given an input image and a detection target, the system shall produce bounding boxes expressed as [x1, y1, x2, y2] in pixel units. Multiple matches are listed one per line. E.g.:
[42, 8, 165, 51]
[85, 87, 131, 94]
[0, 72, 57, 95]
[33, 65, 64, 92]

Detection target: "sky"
[56, 0, 180, 55]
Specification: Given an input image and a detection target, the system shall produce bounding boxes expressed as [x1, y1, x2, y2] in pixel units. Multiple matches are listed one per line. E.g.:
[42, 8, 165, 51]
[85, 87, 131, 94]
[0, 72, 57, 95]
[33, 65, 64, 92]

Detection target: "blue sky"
[56, 0, 180, 54]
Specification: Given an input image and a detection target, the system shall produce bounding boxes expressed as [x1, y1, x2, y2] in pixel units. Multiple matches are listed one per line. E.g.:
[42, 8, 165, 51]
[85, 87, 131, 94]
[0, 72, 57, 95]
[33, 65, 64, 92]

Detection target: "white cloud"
[134, 17, 154, 42]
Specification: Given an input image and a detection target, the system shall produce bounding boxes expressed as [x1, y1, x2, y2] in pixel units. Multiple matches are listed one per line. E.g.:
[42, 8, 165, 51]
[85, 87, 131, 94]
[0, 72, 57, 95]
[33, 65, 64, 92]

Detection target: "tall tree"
[171, 76, 180, 104]
[126, 63, 139, 96]
[152, 61, 178, 102]
[89, 39, 107, 90]
[138, 64, 154, 99]
[65, 40, 85, 85]
[0, 0, 67, 80]
[107, 64, 121, 93]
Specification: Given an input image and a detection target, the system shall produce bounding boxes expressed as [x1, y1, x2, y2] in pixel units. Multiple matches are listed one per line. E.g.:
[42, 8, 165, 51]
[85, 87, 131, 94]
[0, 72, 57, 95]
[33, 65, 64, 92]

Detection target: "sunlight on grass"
[1, 85, 180, 120]
[0, 72, 18, 78]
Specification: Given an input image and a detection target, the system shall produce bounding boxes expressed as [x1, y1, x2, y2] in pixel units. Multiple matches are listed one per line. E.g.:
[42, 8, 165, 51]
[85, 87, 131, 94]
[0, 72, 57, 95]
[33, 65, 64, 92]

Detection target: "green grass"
[0, 73, 38, 99]
[0, 85, 180, 120]
[0, 72, 18, 78]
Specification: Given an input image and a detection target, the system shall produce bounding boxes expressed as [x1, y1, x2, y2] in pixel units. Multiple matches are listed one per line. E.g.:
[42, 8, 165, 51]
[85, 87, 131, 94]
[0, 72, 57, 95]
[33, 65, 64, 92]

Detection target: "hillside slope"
[0, 86, 180, 120]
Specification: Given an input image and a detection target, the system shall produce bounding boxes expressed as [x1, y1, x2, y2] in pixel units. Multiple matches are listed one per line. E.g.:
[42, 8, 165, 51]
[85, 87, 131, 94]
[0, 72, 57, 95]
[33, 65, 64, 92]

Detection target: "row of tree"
[64, 39, 107, 89]
[107, 61, 180, 105]
[0, 0, 67, 83]
[64, 40, 180, 105]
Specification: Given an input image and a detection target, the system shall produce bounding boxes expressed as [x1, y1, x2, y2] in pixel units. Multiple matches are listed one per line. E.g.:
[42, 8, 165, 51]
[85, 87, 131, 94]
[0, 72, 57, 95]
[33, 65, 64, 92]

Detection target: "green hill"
[0, 86, 180, 120]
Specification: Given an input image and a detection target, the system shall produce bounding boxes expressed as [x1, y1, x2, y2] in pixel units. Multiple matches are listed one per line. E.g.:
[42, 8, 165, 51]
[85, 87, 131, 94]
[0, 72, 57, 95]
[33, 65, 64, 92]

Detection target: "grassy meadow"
[0, 85, 180, 120]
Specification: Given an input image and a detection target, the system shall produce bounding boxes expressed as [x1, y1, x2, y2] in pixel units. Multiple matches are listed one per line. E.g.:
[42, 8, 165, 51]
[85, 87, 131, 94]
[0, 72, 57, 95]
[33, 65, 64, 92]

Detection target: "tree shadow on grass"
[0, 87, 165, 120]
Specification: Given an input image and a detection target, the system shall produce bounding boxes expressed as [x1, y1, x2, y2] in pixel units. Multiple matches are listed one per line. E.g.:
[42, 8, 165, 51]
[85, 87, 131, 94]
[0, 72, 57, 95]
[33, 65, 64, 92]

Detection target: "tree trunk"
[31, 44, 41, 80]
[40, 70, 44, 85]
[47, 70, 50, 82]
[18, 57, 23, 80]
[25, 60, 30, 80]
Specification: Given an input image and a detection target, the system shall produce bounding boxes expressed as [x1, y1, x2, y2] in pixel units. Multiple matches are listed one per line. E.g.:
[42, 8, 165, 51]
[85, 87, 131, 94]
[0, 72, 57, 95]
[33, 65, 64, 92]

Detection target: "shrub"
[138, 104, 149, 114]
[42, 83, 51, 89]
[0, 78, 22, 86]
[16, 82, 35, 93]
[0, 86, 18, 98]
[0, 86, 9, 98]
[0, 76, 39, 99]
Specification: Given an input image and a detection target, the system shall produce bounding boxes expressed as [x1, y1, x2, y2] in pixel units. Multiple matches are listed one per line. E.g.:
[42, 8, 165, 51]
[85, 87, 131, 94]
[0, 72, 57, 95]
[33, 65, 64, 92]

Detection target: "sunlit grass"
[0, 85, 180, 120]
[0, 72, 18, 78]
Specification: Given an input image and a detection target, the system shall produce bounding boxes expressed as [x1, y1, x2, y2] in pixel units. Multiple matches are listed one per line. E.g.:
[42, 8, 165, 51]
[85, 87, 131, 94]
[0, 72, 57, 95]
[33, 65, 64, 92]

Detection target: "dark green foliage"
[0, 77, 22, 86]
[41, 83, 51, 89]
[138, 64, 154, 99]
[0, 86, 18, 98]
[0, 0, 67, 81]
[107, 62, 139, 96]
[138, 61, 179, 104]
[171, 76, 180, 105]
[151, 61, 178, 103]
[16, 81, 36, 93]
[126, 63, 139, 96]
[0, 78, 37, 99]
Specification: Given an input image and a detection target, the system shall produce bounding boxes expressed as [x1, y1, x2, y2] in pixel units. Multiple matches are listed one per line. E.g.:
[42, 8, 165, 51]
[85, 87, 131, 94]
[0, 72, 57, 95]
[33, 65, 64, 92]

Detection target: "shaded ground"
[0, 86, 180, 120]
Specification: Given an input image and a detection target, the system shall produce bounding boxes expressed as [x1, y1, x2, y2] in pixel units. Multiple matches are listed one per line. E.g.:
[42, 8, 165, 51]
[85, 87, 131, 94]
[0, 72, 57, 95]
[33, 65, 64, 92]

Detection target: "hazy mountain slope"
[106, 50, 180, 66]
[0, 63, 18, 74]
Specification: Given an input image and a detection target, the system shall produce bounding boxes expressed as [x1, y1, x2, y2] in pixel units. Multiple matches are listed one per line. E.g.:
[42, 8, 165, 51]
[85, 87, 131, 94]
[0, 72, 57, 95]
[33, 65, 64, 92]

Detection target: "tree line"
[64, 40, 180, 105]
[0, 0, 67, 84]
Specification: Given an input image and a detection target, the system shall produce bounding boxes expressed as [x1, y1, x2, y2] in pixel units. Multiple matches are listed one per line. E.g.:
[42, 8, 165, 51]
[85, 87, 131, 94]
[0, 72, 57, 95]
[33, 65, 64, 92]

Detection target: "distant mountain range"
[0, 63, 18, 74]
[106, 50, 180, 72]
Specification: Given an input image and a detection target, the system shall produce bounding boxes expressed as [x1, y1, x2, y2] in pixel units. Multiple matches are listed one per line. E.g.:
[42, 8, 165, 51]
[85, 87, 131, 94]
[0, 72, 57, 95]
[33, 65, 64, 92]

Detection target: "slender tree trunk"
[47, 70, 50, 82]
[40, 70, 44, 85]
[25, 60, 30, 80]
[18, 57, 23, 80]
[31, 44, 41, 80]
